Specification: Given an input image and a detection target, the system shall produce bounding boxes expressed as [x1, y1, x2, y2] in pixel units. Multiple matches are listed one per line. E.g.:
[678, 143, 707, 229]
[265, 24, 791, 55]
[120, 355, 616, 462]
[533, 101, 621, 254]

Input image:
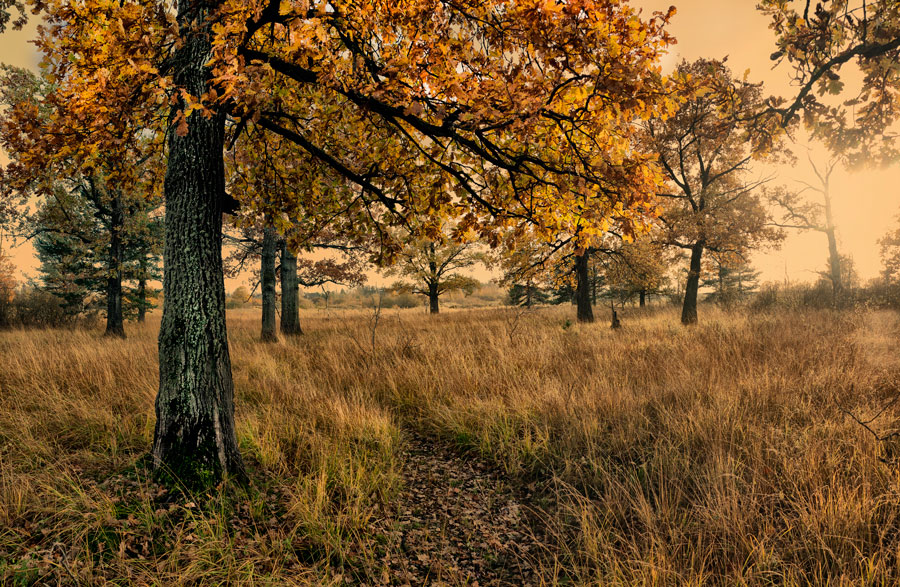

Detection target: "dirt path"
[362, 433, 553, 586]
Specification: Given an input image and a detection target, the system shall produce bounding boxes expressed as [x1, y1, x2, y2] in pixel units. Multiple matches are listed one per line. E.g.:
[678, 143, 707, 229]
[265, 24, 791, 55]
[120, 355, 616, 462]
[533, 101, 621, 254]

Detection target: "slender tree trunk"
[279, 240, 302, 335]
[822, 174, 843, 305]
[152, 0, 245, 488]
[639, 289, 646, 308]
[428, 282, 440, 314]
[525, 280, 532, 308]
[105, 194, 126, 338]
[575, 251, 594, 323]
[260, 227, 278, 342]
[137, 254, 147, 323]
[681, 242, 704, 325]
[826, 228, 843, 304]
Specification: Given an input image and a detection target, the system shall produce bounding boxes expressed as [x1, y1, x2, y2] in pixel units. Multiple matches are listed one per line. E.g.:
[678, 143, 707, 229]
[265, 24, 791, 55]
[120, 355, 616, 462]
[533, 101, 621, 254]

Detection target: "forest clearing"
[2, 305, 899, 584]
[2, 0, 900, 584]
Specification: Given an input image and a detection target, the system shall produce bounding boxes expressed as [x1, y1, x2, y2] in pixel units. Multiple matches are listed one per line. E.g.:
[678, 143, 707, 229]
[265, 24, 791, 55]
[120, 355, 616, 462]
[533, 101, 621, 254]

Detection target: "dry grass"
[1, 304, 899, 584]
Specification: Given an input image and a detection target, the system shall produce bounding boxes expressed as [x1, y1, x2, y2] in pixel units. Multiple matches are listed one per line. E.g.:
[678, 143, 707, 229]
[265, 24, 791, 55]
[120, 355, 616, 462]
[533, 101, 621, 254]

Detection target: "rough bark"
[428, 281, 440, 314]
[575, 252, 594, 323]
[639, 289, 646, 308]
[104, 194, 126, 338]
[260, 227, 278, 343]
[681, 242, 704, 325]
[279, 241, 302, 335]
[152, 0, 245, 488]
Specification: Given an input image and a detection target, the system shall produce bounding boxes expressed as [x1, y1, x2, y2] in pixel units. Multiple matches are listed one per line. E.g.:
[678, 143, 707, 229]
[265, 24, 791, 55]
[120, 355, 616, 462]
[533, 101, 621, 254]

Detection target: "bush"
[0, 287, 75, 328]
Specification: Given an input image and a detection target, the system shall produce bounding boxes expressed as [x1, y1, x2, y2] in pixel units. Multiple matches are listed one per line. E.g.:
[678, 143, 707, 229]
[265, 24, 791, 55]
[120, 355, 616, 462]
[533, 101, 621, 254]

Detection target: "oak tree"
[648, 59, 783, 324]
[768, 154, 845, 304]
[385, 236, 482, 314]
[22, 0, 681, 485]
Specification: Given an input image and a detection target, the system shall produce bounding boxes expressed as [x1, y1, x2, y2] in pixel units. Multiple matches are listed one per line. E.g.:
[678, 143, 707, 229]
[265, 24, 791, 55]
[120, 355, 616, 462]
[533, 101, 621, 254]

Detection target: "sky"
[0, 2, 897, 290]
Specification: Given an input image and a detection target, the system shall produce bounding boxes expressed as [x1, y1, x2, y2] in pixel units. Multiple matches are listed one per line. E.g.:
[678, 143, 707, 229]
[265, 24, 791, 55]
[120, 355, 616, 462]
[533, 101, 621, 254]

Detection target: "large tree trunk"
[137, 254, 148, 323]
[681, 242, 704, 325]
[428, 282, 440, 314]
[104, 194, 126, 338]
[639, 289, 646, 308]
[279, 241, 302, 335]
[260, 226, 278, 343]
[575, 251, 594, 323]
[152, 0, 244, 488]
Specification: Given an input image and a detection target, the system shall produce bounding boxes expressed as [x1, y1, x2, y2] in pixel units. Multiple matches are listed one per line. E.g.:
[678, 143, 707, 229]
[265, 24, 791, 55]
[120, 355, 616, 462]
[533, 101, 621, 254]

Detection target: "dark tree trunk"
[427, 251, 440, 314]
[152, 0, 245, 488]
[525, 280, 532, 308]
[428, 282, 440, 314]
[681, 242, 704, 325]
[137, 254, 148, 323]
[575, 251, 594, 323]
[280, 241, 302, 335]
[105, 194, 126, 338]
[639, 289, 646, 308]
[260, 226, 278, 343]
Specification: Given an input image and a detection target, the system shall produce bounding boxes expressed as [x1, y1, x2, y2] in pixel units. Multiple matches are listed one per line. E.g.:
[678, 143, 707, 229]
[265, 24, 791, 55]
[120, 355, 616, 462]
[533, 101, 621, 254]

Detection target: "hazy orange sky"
[0, 1, 897, 290]
[633, 0, 899, 285]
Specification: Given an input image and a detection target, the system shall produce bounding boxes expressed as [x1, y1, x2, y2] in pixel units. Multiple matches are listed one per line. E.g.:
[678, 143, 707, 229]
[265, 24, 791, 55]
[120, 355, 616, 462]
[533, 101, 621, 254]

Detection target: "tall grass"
[0, 304, 898, 584]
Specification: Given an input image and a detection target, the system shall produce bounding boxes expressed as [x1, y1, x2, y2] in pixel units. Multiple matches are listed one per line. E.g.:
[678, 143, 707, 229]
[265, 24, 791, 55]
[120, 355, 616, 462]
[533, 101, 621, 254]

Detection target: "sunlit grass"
[0, 304, 898, 584]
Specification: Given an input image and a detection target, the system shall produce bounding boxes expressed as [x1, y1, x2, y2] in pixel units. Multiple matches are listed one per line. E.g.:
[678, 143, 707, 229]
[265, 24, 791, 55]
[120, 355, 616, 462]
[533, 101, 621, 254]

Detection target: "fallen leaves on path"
[362, 433, 552, 586]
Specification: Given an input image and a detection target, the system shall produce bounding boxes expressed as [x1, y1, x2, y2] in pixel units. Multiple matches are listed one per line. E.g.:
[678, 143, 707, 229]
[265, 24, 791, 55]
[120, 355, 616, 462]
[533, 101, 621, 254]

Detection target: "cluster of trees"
[0, 0, 898, 488]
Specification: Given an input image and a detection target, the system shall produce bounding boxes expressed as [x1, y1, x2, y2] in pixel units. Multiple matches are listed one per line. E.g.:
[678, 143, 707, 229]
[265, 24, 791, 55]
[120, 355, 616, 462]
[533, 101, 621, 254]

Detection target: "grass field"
[1, 304, 899, 585]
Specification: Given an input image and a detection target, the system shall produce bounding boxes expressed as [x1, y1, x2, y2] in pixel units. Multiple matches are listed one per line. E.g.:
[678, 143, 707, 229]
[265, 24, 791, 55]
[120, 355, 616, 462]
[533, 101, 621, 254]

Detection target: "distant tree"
[701, 255, 761, 305]
[229, 287, 251, 306]
[648, 59, 784, 325]
[225, 219, 366, 337]
[0, 66, 163, 336]
[507, 282, 550, 307]
[882, 218, 900, 279]
[127, 213, 163, 322]
[386, 239, 483, 314]
[28, 180, 162, 333]
[0, 245, 17, 327]
[769, 154, 845, 304]
[603, 238, 671, 307]
[282, 234, 367, 334]
[817, 253, 858, 292]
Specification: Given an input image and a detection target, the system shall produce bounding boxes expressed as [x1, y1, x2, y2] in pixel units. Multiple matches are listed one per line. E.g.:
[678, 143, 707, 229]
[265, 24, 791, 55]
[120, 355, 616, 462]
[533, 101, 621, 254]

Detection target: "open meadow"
[2, 304, 899, 585]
